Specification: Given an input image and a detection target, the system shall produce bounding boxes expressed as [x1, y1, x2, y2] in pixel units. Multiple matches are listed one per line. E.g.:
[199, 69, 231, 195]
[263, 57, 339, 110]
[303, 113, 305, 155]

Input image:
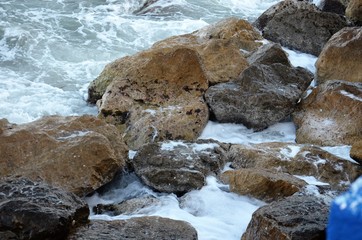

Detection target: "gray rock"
[68, 217, 198, 240]
[242, 195, 328, 240]
[132, 140, 227, 195]
[205, 63, 313, 130]
[0, 177, 89, 240]
[247, 43, 291, 66]
[254, 0, 347, 55]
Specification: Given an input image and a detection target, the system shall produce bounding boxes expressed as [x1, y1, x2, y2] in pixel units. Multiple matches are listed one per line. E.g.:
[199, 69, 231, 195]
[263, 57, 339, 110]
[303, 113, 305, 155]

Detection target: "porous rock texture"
[68, 216, 198, 240]
[254, 0, 347, 55]
[316, 27, 362, 84]
[293, 80, 362, 146]
[0, 177, 89, 240]
[0, 115, 127, 196]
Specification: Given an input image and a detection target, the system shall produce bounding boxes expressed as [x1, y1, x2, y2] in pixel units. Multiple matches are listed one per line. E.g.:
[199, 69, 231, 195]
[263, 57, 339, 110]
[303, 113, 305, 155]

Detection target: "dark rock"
[254, 0, 347, 55]
[293, 80, 362, 146]
[93, 196, 161, 216]
[133, 0, 159, 14]
[132, 140, 227, 195]
[0, 115, 128, 197]
[68, 217, 198, 240]
[318, 0, 346, 14]
[0, 177, 89, 240]
[205, 63, 313, 130]
[242, 195, 329, 240]
[247, 43, 291, 66]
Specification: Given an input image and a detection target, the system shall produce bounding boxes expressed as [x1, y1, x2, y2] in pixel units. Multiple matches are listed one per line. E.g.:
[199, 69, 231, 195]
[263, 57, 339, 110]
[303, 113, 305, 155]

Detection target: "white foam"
[280, 145, 301, 158]
[199, 121, 296, 144]
[283, 47, 318, 74]
[294, 175, 329, 186]
[321, 146, 357, 164]
[340, 90, 362, 102]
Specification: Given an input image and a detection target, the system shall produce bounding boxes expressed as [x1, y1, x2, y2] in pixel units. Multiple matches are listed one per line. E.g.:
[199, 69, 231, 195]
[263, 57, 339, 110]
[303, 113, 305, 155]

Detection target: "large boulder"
[68, 217, 198, 240]
[228, 142, 361, 190]
[242, 195, 329, 240]
[316, 27, 362, 85]
[221, 168, 306, 202]
[132, 140, 227, 195]
[254, 0, 347, 55]
[0, 177, 89, 240]
[293, 80, 362, 146]
[205, 63, 313, 130]
[247, 42, 291, 66]
[0, 115, 127, 196]
[346, 0, 362, 25]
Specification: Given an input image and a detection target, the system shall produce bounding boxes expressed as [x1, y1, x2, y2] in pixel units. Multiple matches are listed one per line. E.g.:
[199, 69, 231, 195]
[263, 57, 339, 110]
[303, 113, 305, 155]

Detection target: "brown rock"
[350, 140, 362, 164]
[316, 27, 362, 84]
[0, 115, 127, 196]
[247, 43, 291, 66]
[242, 195, 329, 240]
[68, 217, 198, 240]
[221, 168, 306, 202]
[228, 142, 361, 190]
[346, 0, 362, 25]
[96, 47, 209, 149]
[293, 80, 362, 146]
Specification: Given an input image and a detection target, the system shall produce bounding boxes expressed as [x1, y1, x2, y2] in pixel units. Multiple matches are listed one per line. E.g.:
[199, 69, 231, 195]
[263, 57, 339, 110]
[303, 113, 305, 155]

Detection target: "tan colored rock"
[228, 142, 361, 190]
[0, 115, 128, 196]
[351, 140, 362, 164]
[346, 0, 362, 24]
[293, 80, 362, 146]
[221, 168, 306, 202]
[316, 27, 362, 84]
[97, 47, 209, 149]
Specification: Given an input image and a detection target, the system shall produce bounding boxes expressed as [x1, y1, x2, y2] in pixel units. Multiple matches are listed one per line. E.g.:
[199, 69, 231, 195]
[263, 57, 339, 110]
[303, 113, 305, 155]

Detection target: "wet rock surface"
[254, 0, 347, 55]
[132, 140, 227, 195]
[293, 80, 362, 146]
[242, 195, 329, 240]
[0, 115, 127, 196]
[205, 63, 313, 130]
[0, 177, 89, 240]
[68, 217, 198, 240]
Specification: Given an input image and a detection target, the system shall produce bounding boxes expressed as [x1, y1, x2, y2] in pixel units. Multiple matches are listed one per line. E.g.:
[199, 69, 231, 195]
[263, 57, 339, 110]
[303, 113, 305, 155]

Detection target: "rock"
[346, 0, 362, 25]
[93, 196, 161, 216]
[241, 195, 329, 240]
[133, 0, 159, 14]
[96, 47, 209, 149]
[221, 168, 306, 202]
[316, 27, 362, 84]
[254, 0, 347, 55]
[68, 217, 198, 240]
[293, 80, 362, 146]
[132, 140, 227, 195]
[228, 142, 361, 190]
[328, 177, 362, 240]
[247, 43, 291, 66]
[318, 0, 346, 14]
[205, 63, 313, 130]
[0, 177, 89, 240]
[350, 140, 362, 164]
[0, 115, 127, 196]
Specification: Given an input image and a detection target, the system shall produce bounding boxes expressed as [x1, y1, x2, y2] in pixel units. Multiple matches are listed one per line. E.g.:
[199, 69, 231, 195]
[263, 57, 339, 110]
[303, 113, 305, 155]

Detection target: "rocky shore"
[1, 0, 361, 239]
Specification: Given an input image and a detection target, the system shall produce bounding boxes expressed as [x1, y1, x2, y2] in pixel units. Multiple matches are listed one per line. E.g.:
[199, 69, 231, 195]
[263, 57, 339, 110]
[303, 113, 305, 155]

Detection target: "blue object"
[328, 177, 362, 240]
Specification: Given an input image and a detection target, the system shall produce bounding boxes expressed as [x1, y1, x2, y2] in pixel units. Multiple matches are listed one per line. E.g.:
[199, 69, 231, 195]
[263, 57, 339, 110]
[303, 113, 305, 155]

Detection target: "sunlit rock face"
[87, 18, 263, 149]
[346, 0, 362, 25]
[316, 27, 362, 85]
[253, 0, 347, 56]
[227, 142, 361, 191]
[68, 216, 198, 240]
[0, 177, 89, 240]
[350, 140, 362, 164]
[0, 115, 127, 197]
[293, 80, 362, 146]
[132, 140, 227, 195]
[242, 195, 329, 240]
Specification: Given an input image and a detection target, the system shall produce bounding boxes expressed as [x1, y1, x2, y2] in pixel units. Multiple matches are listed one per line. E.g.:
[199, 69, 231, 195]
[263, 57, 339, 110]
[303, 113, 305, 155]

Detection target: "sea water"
[1, 1, 352, 239]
